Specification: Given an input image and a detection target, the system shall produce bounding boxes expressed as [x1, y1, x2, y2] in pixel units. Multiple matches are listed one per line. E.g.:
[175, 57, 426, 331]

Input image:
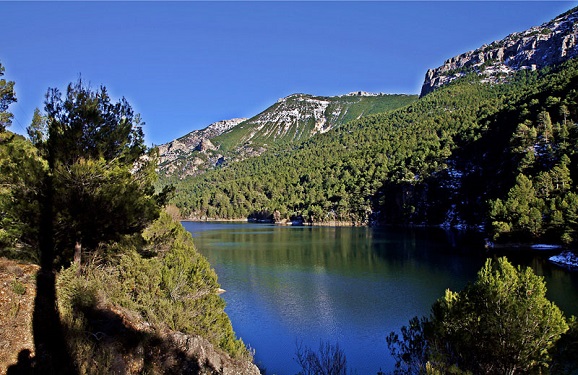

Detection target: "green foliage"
[212, 94, 417, 154]
[43, 79, 146, 166]
[27, 107, 47, 147]
[388, 257, 569, 375]
[50, 157, 160, 263]
[0, 62, 16, 131]
[158, 94, 416, 180]
[33, 78, 163, 267]
[0, 132, 46, 261]
[489, 174, 544, 240]
[165, 58, 578, 245]
[551, 316, 578, 374]
[57, 212, 249, 363]
[11, 279, 26, 295]
[386, 316, 430, 375]
[167, 71, 503, 224]
[0, 63, 45, 261]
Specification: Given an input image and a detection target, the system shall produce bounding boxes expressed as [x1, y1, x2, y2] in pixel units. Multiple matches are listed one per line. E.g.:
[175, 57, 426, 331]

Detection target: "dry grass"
[0, 257, 39, 374]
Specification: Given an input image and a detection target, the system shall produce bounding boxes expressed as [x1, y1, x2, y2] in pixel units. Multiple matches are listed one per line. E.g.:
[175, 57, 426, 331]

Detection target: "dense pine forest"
[164, 59, 578, 246]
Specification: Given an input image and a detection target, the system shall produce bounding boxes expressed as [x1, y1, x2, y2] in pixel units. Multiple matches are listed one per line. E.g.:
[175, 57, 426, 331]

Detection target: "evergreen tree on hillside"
[0, 63, 46, 258]
[33, 78, 166, 267]
[0, 62, 16, 131]
[164, 58, 578, 246]
[387, 257, 569, 375]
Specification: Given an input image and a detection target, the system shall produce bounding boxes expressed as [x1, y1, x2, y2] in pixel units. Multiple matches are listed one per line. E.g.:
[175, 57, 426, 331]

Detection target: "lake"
[182, 222, 578, 375]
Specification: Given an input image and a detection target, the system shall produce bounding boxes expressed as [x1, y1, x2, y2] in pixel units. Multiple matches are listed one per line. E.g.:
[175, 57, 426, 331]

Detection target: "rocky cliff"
[158, 118, 246, 166]
[421, 7, 578, 96]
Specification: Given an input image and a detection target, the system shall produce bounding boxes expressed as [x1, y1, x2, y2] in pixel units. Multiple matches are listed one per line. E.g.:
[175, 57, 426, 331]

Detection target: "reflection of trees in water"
[202, 226, 485, 274]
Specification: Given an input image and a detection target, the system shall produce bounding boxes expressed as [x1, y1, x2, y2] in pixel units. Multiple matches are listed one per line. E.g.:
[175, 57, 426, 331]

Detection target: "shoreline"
[180, 217, 359, 227]
[180, 218, 578, 262]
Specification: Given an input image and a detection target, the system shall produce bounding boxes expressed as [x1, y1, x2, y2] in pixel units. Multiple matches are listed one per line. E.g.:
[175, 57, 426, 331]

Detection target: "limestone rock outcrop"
[421, 8, 578, 96]
[158, 118, 246, 165]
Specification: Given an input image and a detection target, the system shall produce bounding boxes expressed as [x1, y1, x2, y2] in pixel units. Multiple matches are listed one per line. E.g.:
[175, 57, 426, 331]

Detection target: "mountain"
[157, 118, 246, 176]
[421, 7, 578, 96]
[157, 92, 417, 178]
[165, 6, 578, 247]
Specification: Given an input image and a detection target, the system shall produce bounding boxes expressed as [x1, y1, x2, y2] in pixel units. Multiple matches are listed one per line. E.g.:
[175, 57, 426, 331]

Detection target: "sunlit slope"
[158, 93, 416, 178]
[214, 93, 418, 152]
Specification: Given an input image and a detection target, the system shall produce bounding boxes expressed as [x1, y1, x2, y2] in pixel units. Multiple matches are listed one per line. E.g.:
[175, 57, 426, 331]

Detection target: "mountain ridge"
[164, 5, 578, 248]
[157, 92, 417, 178]
[421, 6, 578, 96]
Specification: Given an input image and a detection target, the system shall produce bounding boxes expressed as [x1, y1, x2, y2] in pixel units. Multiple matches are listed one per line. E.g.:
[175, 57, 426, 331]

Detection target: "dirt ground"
[0, 258, 39, 374]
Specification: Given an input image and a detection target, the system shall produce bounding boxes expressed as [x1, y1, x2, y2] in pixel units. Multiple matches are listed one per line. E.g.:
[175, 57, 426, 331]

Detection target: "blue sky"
[2, 1, 575, 146]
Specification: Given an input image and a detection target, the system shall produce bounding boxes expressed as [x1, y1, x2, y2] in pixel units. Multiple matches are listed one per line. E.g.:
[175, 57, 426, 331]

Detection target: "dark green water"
[183, 222, 578, 375]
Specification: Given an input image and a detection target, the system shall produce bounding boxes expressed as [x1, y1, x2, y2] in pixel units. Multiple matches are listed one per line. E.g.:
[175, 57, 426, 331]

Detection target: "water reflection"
[183, 222, 578, 375]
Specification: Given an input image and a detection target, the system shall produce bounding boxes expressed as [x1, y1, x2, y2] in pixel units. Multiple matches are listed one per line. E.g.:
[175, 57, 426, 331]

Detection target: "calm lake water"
[182, 222, 578, 375]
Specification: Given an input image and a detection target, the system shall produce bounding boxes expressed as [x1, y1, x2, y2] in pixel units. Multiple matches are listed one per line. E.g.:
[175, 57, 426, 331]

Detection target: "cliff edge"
[421, 7, 578, 96]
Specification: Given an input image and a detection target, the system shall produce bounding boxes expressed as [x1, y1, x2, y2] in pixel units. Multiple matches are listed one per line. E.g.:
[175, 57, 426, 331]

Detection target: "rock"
[195, 138, 216, 152]
[421, 8, 578, 96]
[157, 118, 247, 164]
[549, 251, 578, 269]
[157, 93, 416, 180]
[168, 332, 261, 375]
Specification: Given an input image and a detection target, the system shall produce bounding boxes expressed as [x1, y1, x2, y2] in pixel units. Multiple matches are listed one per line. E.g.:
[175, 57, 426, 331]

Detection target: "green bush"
[11, 279, 26, 295]
[57, 212, 249, 361]
[388, 257, 569, 374]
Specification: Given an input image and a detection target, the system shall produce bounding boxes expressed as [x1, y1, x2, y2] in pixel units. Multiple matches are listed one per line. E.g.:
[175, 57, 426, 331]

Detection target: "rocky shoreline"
[549, 251, 578, 269]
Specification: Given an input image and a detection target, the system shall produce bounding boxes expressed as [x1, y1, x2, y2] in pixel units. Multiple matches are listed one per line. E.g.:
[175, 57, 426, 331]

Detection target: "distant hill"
[421, 7, 578, 96]
[157, 92, 417, 178]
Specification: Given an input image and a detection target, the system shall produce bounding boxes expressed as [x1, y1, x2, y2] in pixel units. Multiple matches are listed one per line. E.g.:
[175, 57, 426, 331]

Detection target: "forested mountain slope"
[164, 7, 578, 245]
[169, 59, 578, 245]
[157, 93, 416, 178]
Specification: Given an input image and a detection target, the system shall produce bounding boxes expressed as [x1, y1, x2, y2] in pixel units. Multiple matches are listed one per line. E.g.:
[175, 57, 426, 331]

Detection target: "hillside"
[421, 6, 578, 96]
[0, 256, 260, 375]
[158, 118, 247, 176]
[157, 92, 417, 178]
[168, 6, 578, 246]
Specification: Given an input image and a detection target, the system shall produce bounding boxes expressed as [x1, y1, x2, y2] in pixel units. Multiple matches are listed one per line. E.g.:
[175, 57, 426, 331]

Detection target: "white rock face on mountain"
[157, 118, 246, 165]
[156, 92, 416, 178]
[342, 91, 384, 97]
[421, 8, 578, 96]
[253, 94, 332, 139]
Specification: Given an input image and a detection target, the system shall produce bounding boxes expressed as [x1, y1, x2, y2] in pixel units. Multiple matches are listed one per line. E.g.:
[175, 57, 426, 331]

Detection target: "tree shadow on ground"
[61, 302, 209, 374]
[31, 268, 77, 374]
[10, 287, 217, 374]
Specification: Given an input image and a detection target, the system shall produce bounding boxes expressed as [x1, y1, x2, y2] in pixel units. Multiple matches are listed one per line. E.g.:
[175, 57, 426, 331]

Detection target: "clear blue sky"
[2, 1, 575, 146]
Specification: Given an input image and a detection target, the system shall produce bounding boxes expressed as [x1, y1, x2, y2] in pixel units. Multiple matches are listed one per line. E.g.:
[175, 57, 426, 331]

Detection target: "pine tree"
[33, 78, 164, 268]
[0, 62, 16, 131]
[388, 257, 569, 375]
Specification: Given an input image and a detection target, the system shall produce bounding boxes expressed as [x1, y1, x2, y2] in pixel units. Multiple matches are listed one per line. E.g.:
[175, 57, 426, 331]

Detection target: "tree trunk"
[74, 241, 81, 275]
